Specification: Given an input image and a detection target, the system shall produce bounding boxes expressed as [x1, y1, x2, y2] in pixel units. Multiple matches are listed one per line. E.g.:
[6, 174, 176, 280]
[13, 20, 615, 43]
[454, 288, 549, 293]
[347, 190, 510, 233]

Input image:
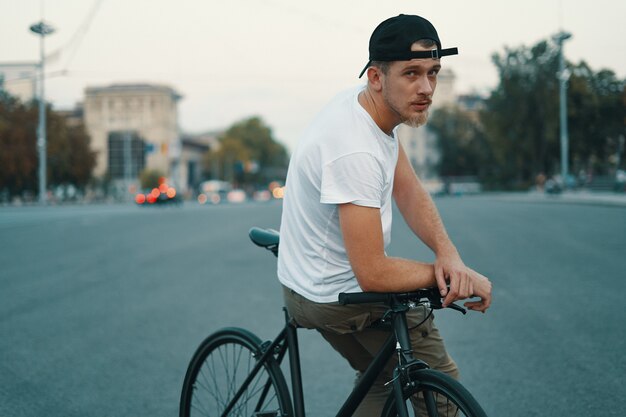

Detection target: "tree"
[0, 91, 97, 199]
[47, 111, 97, 190]
[481, 40, 561, 189]
[479, 38, 625, 189]
[567, 64, 625, 174]
[203, 116, 288, 187]
[429, 106, 492, 181]
[0, 95, 38, 198]
[428, 104, 509, 189]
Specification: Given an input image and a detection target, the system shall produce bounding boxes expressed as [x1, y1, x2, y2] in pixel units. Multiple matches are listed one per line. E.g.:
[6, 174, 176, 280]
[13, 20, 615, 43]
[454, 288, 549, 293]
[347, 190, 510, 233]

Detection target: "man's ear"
[366, 67, 384, 92]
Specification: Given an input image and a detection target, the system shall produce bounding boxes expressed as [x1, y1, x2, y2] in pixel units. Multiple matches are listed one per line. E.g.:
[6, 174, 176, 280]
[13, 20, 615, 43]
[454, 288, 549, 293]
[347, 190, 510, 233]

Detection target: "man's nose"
[416, 75, 434, 96]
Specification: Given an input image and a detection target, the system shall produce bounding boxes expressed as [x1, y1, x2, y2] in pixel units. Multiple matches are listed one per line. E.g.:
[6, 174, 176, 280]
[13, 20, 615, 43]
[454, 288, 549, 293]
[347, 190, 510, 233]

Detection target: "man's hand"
[434, 251, 492, 312]
[463, 268, 492, 313]
[434, 249, 469, 306]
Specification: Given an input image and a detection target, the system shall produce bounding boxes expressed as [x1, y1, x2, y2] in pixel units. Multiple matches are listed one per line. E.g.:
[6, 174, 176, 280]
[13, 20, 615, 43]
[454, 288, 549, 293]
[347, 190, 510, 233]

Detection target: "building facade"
[179, 131, 220, 193]
[83, 83, 183, 188]
[396, 68, 456, 185]
[0, 62, 38, 103]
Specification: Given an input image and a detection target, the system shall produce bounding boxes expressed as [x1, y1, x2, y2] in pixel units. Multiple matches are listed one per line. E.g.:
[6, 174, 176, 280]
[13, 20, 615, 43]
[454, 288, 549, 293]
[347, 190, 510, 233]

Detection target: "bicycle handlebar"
[338, 288, 467, 314]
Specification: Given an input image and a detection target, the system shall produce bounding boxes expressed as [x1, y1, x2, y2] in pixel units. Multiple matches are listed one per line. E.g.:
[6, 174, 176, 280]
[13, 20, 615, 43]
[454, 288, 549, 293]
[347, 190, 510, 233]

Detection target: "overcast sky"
[2, 0, 625, 151]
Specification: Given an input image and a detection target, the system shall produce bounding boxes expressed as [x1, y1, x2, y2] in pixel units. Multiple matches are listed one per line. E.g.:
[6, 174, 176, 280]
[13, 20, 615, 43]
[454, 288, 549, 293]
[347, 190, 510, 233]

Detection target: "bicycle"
[180, 227, 488, 417]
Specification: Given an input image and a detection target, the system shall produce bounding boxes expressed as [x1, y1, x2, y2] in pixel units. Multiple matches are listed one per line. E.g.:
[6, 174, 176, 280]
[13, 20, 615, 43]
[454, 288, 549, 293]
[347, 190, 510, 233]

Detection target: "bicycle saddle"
[249, 227, 280, 250]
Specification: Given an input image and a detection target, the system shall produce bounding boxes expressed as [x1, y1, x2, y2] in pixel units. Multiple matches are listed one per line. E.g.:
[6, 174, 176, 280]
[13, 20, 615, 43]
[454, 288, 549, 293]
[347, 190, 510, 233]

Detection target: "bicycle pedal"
[253, 411, 280, 417]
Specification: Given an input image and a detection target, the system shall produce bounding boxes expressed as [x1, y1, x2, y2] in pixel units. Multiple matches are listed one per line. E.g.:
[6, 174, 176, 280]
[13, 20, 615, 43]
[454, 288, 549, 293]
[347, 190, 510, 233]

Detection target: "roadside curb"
[483, 192, 626, 208]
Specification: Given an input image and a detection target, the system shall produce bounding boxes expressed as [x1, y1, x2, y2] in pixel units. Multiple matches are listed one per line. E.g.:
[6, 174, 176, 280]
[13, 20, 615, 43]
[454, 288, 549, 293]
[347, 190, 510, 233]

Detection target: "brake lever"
[428, 297, 467, 315]
[446, 302, 467, 315]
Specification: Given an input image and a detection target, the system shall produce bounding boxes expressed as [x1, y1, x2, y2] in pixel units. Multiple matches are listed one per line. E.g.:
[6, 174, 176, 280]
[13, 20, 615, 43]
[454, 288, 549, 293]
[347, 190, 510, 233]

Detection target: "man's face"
[380, 42, 441, 128]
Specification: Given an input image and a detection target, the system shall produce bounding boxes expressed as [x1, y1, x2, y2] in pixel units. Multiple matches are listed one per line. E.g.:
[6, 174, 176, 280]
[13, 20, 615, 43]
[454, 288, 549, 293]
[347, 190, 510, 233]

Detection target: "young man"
[277, 14, 492, 416]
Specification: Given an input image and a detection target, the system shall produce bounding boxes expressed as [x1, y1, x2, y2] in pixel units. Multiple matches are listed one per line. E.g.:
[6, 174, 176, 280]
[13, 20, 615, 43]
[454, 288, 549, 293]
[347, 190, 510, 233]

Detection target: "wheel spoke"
[181, 332, 289, 417]
[383, 370, 485, 417]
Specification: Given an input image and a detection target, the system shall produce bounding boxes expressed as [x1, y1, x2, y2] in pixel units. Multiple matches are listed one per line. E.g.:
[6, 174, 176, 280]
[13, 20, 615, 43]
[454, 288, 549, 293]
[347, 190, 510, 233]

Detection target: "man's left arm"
[393, 143, 491, 310]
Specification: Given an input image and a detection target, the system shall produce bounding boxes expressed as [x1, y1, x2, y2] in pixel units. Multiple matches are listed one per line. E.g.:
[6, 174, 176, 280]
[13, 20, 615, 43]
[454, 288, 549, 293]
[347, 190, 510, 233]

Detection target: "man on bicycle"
[277, 14, 492, 417]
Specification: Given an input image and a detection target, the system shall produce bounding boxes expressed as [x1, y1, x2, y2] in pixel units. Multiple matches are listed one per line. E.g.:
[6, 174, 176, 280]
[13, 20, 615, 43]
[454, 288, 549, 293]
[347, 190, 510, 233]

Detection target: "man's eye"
[405, 71, 417, 77]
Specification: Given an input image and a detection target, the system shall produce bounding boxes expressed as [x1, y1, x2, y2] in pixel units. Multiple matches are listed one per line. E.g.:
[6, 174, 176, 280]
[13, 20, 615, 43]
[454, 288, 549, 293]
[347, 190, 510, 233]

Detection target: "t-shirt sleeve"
[320, 152, 384, 207]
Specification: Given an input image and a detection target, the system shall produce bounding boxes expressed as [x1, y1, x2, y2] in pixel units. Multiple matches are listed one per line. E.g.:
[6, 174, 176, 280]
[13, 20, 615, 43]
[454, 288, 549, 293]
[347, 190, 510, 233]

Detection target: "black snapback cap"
[358, 14, 459, 78]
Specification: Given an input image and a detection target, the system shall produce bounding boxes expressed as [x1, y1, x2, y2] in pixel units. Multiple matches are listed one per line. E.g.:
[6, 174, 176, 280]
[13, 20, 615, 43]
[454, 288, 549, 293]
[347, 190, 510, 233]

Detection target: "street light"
[553, 30, 572, 186]
[30, 21, 55, 204]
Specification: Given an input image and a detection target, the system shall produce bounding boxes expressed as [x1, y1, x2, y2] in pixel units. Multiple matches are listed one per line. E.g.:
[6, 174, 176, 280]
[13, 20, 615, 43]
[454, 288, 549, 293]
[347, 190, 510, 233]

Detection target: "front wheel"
[380, 369, 487, 417]
[180, 328, 293, 417]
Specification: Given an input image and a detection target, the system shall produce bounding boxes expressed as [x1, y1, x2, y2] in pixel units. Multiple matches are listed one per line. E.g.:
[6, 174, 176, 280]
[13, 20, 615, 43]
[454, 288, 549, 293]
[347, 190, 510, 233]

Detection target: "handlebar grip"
[338, 288, 440, 306]
[338, 292, 391, 305]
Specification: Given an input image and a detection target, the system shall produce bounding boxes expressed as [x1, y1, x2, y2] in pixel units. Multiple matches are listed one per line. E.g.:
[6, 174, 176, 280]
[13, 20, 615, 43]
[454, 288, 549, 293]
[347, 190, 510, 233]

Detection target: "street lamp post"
[30, 21, 55, 204]
[553, 31, 572, 186]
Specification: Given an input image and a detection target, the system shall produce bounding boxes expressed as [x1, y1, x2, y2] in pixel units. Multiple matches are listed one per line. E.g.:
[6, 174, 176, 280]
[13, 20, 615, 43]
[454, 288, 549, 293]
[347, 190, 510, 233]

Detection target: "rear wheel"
[180, 328, 292, 417]
[380, 369, 487, 417]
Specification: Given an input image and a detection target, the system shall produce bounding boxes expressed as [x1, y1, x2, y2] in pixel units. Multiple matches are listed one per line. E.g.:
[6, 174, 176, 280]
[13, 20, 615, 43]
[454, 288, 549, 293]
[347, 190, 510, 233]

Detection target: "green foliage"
[0, 93, 96, 198]
[434, 37, 625, 190]
[567, 63, 625, 173]
[47, 112, 96, 189]
[429, 107, 491, 178]
[0, 95, 38, 196]
[482, 40, 562, 189]
[203, 116, 288, 187]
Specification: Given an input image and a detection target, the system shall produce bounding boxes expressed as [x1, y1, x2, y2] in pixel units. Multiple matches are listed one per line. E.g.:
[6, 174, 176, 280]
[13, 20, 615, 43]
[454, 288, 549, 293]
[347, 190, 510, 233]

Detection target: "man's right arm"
[338, 202, 438, 292]
[392, 144, 492, 311]
[339, 202, 492, 312]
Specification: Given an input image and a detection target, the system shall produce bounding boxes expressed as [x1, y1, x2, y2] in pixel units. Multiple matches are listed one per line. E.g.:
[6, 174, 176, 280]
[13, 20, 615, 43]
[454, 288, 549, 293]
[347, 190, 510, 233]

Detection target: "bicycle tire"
[380, 369, 487, 417]
[180, 327, 293, 417]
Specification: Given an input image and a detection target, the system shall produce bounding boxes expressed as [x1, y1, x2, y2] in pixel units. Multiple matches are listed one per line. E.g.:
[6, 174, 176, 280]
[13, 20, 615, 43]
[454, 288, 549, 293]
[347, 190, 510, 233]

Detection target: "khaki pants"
[283, 286, 459, 417]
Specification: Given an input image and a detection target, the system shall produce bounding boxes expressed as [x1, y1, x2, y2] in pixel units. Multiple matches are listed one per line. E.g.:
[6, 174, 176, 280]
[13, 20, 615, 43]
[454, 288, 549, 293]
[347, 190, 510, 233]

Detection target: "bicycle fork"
[389, 303, 429, 417]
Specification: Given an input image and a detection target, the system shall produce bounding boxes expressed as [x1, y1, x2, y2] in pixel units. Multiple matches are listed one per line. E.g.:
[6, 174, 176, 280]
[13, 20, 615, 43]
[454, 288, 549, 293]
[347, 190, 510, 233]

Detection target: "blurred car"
[544, 178, 562, 194]
[253, 190, 272, 202]
[197, 180, 233, 205]
[135, 184, 182, 206]
[544, 174, 578, 194]
[226, 189, 247, 203]
[197, 192, 222, 205]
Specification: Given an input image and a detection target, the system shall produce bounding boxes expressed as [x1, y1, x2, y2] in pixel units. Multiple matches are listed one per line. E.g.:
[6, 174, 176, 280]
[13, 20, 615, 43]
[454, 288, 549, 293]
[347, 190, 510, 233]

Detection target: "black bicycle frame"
[221, 304, 422, 417]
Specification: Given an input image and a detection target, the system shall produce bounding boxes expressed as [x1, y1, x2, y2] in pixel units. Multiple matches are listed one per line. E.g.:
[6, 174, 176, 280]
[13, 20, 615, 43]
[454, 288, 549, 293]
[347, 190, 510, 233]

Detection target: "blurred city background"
[1, 1, 625, 416]
[1, 0, 625, 204]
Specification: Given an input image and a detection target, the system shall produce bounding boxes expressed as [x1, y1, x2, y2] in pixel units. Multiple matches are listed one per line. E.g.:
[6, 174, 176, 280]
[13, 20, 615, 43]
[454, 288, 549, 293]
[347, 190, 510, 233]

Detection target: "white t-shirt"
[277, 86, 399, 303]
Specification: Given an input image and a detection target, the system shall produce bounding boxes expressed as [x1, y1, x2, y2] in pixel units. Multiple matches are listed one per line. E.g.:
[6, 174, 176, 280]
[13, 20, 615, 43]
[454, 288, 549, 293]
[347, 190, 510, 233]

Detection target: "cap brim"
[358, 61, 371, 78]
[358, 47, 458, 78]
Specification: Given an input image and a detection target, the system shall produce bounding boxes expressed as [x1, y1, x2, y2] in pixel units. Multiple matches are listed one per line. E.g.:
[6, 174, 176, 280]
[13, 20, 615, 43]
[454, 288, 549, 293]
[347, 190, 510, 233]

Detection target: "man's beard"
[402, 110, 429, 128]
[382, 85, 430, 128]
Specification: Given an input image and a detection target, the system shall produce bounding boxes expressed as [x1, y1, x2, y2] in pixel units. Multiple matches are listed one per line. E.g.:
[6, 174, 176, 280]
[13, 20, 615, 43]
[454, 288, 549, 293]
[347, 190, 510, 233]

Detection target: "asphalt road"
[1, 196, 625, 416]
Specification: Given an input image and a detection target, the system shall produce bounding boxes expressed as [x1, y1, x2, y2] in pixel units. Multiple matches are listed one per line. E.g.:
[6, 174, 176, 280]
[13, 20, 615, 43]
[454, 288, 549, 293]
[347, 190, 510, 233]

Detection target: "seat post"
[284, 308, 306, 417]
